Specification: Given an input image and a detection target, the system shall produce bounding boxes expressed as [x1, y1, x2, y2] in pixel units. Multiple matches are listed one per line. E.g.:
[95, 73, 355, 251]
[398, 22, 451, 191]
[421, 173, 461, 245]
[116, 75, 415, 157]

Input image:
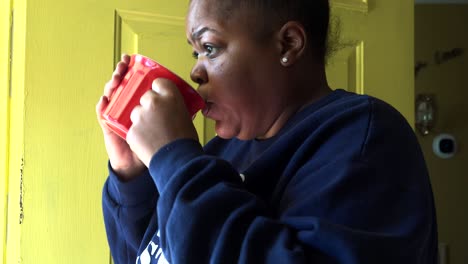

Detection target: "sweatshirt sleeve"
[150, 139, 321, 263]
[148, 133, 436, 264]
[102, 162, 158, 264]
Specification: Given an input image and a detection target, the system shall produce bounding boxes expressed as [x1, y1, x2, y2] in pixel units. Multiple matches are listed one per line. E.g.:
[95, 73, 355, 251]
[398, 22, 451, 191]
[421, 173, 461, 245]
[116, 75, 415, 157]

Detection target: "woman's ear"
[277, 21, 307, 66]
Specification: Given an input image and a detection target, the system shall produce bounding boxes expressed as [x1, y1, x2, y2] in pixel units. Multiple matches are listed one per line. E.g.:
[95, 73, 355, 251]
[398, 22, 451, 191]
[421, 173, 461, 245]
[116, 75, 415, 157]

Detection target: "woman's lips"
[202, 102, 212, 117]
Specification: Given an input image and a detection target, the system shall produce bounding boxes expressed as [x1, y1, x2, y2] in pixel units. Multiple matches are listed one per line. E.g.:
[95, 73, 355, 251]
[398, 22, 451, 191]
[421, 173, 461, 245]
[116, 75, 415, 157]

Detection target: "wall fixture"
[433, 133, 457, 159]
[415, 94, 436, 136]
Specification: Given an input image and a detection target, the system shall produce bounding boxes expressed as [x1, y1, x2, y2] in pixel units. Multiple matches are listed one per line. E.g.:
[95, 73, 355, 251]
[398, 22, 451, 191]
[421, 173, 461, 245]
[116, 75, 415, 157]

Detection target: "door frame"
[2, 0, 28, 262]
[0, 0, 13, 262]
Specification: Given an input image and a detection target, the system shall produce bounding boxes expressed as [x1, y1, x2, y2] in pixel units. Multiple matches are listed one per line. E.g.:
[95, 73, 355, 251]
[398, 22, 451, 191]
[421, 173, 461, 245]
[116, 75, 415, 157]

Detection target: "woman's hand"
[126, 78, 199, 167]
[96, 54, 146, 181]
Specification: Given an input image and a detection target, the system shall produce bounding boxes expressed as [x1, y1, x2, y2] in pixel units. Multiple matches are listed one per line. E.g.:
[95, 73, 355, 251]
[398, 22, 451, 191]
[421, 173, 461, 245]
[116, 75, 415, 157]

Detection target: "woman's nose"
[190, 61, 207, 86]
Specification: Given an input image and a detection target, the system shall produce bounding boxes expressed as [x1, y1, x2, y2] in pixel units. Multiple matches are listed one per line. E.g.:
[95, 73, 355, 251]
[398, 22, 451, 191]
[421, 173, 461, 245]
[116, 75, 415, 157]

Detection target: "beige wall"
[415, 5, 468, 264]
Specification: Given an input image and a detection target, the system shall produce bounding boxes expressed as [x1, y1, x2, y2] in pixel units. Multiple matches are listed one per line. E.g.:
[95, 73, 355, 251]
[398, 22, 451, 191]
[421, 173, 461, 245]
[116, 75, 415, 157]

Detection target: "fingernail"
[153, 80, 160, 93]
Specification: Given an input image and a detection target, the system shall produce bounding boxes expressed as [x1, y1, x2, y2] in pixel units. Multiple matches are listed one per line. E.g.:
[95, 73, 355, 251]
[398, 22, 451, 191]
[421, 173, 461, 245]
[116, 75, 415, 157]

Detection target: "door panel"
[115, 9, 206, 143]
[327, 0, 414, 124]
[327, 41, 365, 95]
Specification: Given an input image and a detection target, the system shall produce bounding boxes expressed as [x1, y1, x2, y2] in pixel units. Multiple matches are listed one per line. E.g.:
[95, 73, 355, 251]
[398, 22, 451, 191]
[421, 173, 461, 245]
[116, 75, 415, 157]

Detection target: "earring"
[281, 57, 289, 63]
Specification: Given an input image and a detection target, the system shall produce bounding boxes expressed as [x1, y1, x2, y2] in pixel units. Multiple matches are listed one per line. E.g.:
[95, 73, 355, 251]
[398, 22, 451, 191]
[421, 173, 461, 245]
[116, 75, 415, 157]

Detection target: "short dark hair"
[211, 0, 331, 65]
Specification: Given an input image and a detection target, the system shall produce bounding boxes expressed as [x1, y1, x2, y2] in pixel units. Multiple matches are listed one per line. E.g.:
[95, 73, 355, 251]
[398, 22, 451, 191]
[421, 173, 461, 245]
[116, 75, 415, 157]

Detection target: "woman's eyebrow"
[190, 27, 219, 42]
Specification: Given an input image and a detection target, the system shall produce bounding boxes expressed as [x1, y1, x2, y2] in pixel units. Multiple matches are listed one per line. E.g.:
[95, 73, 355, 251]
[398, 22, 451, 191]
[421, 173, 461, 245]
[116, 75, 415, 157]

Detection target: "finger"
[152, 78, 178, 97]
[140, 90, 158, 108]
[95, 96, 109, 116]
[96, 96, 112, 133]
[104, 73, 122, 97]
[114, 61, 128, 76]
[130, 105, 142, 124]
[121, 54, 131, 64]
[104, 60, 129, 97]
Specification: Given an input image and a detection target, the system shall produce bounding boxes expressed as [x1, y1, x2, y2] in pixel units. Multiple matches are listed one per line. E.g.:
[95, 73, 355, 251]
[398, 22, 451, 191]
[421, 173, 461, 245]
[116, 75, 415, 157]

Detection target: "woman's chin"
[217, 126, 259, 141]
[214, 123, 238, 140]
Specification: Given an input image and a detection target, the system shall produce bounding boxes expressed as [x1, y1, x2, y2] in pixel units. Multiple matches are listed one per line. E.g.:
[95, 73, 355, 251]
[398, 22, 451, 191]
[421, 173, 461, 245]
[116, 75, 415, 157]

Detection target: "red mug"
[101, 54, 205, 139]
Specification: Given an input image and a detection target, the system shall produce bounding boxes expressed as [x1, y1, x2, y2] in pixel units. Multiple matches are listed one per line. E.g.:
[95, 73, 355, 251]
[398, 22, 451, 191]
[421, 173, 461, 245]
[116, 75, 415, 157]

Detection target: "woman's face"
[186, 0, 287, 140]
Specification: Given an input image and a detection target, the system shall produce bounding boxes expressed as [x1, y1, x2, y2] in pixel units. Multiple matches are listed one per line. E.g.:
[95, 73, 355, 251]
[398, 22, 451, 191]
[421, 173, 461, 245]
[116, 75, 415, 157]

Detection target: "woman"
[96, 0, 438, 263]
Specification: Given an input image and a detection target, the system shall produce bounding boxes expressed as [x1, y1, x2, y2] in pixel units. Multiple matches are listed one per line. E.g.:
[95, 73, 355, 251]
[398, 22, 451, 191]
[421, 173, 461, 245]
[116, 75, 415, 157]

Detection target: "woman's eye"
[192, 44, 219, 60]
[204, 45, 213, 54]
[203, 44, 217, 57]
[203, 44, 220, 58]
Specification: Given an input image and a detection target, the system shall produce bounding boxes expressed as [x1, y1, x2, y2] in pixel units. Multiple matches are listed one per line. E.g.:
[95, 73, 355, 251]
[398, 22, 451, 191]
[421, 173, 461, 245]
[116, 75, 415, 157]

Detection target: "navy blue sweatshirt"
[102, 89, 438, 263]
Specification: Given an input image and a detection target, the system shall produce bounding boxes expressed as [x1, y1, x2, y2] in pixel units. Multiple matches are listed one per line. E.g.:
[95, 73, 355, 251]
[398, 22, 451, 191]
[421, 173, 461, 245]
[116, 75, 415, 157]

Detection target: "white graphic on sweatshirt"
[136, 230, 169, 264]
[136, 174, 246, 263]
[239, 173, 245, 182]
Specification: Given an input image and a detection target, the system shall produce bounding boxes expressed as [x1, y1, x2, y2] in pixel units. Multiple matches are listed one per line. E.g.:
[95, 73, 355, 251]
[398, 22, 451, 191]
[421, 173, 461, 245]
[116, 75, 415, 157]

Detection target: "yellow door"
[1, 0, 413, 263]
[4, 0, 200, 263]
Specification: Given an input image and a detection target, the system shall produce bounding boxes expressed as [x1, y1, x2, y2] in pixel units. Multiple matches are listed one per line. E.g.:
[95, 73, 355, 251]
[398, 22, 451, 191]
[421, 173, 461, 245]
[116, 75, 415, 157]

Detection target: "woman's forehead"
[189, 0, 232, 14]
[187, 0, 240, 34]
[188, 0, 222, 17]
[187, 0, 259, 31]
[187, 4, 221, 35]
